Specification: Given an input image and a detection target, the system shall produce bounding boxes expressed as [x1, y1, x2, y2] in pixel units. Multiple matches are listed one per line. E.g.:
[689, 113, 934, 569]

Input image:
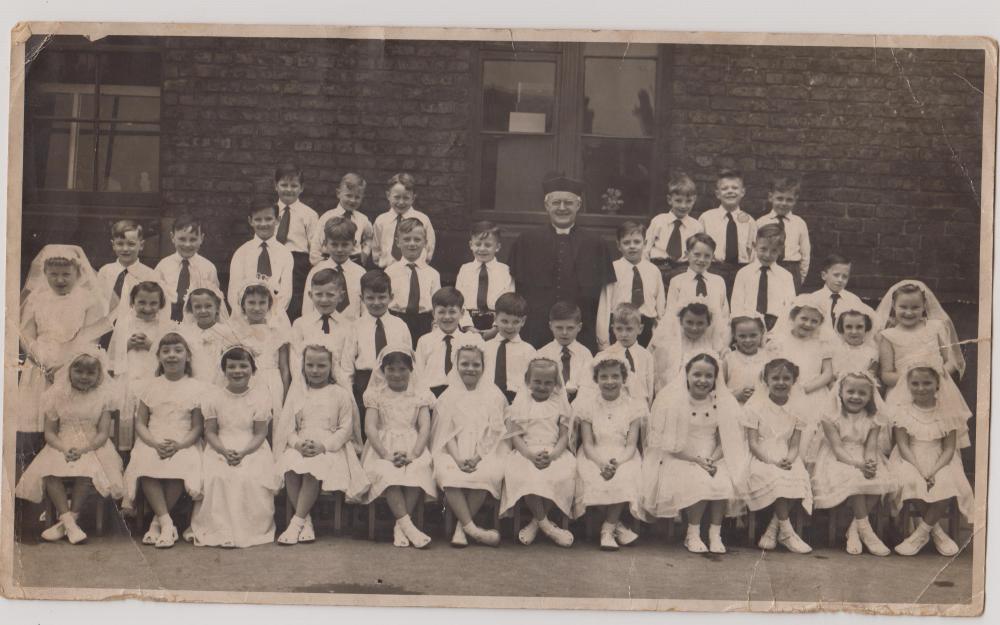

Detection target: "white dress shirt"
[309, 204, 374, 265]
[698, 206, 758, 264]
[455, 259, 515, 312]
[483, 334, 537, 397]
[414, 328, 485, 389]
[811, 286, 866, 326]
[97, 260, 160, 307]
[340, 312, 412, 379]
[385, 259, 441, 314]
[227, 235, 294, 311]
[645, 213, 703, 261]
[291, 311, 353, 387]
[275, 199, 319, 254]
[301, 258, 365, 320]
[756, 211, 812, 278]
[666, 268, 731, 318]
[596, 258, 666, 348]
[155, 253, 220, 303]
[731, 260, 796, 321]
[537, 340, 594, 393]
[371, 207, 436, 268]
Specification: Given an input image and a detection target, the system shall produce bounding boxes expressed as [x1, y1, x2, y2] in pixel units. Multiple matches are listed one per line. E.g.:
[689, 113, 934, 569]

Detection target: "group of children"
[13, 165, 974, 560]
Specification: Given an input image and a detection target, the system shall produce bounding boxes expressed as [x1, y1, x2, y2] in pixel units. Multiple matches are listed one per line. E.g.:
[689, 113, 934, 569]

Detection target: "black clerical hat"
[542, 172, 584, 196]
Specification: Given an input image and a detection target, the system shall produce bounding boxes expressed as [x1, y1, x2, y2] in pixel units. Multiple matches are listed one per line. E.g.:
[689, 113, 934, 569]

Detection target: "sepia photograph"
[0, 20, 995, 617]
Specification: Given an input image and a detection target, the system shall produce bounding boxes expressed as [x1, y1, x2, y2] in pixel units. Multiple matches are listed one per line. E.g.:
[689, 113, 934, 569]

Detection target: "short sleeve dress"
[15, 384, 124, 503]
[430, 382, 508, 498]
[766, 333, 835, 463]
[832, 341, 879, 380]
[361, 386, 437, 502]
[191, 383, 280, 548]
[237, 321, 292, 423]
[500, 395, 577, 518]
[276, 384, 370, 502]
[572, 393, 644, 518]
[186, 322, 235, 388]
[741, 394, 813, 513]
[887, 400, 973, 522]
[723, 348, 770, 403]
[810, 408, 897, 510]
[122, 376, 205, 509]
[110, 315, 178, 450]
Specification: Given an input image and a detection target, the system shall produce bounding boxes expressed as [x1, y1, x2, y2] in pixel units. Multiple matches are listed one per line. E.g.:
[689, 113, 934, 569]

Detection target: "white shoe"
[142, 518, 161, 545]
[451, 524, 468, 547]
[600, 523, 619, 551]
[613, 522, 639, 546]
[684, 525, 708, 553]
[298, 515, 316, 543]
[518, 519, 539, 545]
[845, 519, 863, 555]
[931, 523, 960, 556]
[154, 517, 178, 549]
[182, 526, 194, 543]
[708, 524, 726, 554]
[895, 521, 931, 556]
[278, 517, 304, 545]
[856, 517, 890, 556]
[538, 518, 574, 547]
[777, 520, 812, 554]
[464, 523, 500, 547]
[41, 521, 66, 542]
[60, 512, 87, 545]
[393, 521, 410, 547]
[399, 515, 431, 549]
[757, 516, 779, 551]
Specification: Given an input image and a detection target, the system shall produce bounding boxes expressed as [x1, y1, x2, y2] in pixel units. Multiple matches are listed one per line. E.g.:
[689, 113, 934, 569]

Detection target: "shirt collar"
[498, 334, 523, 344]
[254, 234, 278, 245]
[552, 224, 574, 235]
[392, 207, 414, 220]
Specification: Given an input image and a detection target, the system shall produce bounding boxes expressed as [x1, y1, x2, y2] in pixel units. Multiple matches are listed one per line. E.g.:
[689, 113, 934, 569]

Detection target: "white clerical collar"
[553, 225, 574, 235]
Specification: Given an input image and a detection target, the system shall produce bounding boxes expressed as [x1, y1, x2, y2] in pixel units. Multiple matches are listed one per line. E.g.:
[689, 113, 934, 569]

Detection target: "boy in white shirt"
[371, 172, 436, 268]
[593, 303, 655, 407]
[645, 171, 703, 287]
[309, 172, 373, 267]
[302, 217, 365, 320]
[666, 232, 730, 322]
[810, 254, 865, 328]
[291, 267, 352, 385]
[415, 287, 485, 397]
[597, 221, 665, 351]
[698, 169, 757, 298]
[755, 176, 811, 293]
[155, 214, 220, 322]
[537, 300, 593, 404]
[97, 219, 159, 311]
[228, 202, 294, 313]
[731, 224, 795, 331]
[272, 163, 319, 320]
[455, 220, 514, 338]
[385, 218, 440, 344]
[484, 292, 537, 404]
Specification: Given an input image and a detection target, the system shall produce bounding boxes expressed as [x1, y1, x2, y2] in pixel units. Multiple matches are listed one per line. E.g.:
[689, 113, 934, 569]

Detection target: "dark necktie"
[443, 335, 453, 374]
[776, 214, 787, 262]
[725, 212, 739, 264]
[831, 293, 841, 327]
[390, 214, 402, 261]
[757, 266, 769, 315]
[172, 259, 190, 322]
[476, 262, 489, 311]
[666, 218, 683, 261]
[276, 205, 291, 244]
[625, 347, 636, 372]
[374, 317, 387, 357]
[406, 263, 420, 314]
[561, 346, 572, 384]
[335, 263, 349, 312]
[321, 313, 332, 334]
[112, 267, 128, 298]
[631, 266, 645, 307]
[494, 339, 509, 391]
[695, 273, 708, 297]
[257, 241, 272, 278]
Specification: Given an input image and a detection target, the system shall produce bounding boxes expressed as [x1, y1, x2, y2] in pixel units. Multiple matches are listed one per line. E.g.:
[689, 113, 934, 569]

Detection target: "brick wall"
[663, 45, 986, 300]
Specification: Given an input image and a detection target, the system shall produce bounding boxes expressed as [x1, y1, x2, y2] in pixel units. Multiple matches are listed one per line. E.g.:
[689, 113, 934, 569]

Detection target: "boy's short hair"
[310, 268, 347, 292]
[770, 175, 801, 195]
[716, 168, 744, 184]
[470, 220, 501, 241]
[338, 172, 366, 193]
[667, 171, 697, 195]
[820, 253, 852, 272]
[387, 172, 416, 192]
[129, 281, 166, 308]
[549, 300, 582, 323]
[360, 269, 392, 295]
[171, 214, 203, 235]
[324, 216, 358, 243]
[611, 302, 642, 326]
[686, 231, 717, 252]
[396, 217, 425, 237]
[111, 219, 143, 240]
[274, 163, 303, 184]
[247, 201, 279, 219]
[495, 292, 528, 318]
[756, 223, 786, 245]
[431, 286, 465, 309]
[616, 220, 645, 241]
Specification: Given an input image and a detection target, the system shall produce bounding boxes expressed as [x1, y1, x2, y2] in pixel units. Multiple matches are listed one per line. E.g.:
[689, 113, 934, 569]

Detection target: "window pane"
[100, 51, 162, 86]
[480, 135, 555, 211]
[29, 50, 97, 85]
[99, 94, 161, 122]
[582, 137, 652, 215]
[33, 120, 72, 189]
[73, 125, 99, 190]
[97, 123, 160, 192]
[583, 58, 655, 137]
[482, 61, 556, 133]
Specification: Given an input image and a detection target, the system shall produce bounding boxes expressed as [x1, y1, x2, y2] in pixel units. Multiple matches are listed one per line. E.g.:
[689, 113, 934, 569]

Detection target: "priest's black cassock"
[507, 225, 616, 351]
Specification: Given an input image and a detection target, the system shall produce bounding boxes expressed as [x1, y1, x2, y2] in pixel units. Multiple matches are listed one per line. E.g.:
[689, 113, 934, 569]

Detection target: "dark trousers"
[287, 251, 310, 322]
[390, 310, 433, 347]
[352, 369, 373, 441]
[779, 260, 803, 293]
[709, 261, 745, 300]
